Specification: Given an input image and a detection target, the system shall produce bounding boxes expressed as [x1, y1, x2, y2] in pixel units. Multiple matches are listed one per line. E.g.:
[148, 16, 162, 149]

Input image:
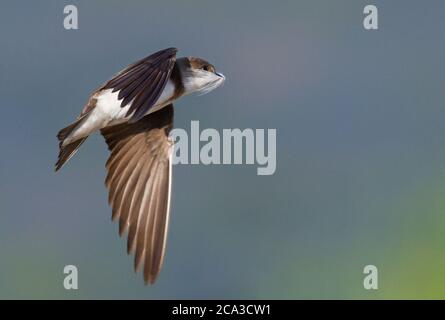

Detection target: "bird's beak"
[215, 72, 226, 81]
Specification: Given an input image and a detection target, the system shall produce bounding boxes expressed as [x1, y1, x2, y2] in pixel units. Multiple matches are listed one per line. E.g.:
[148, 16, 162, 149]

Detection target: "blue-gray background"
[1, 0, 445, 299]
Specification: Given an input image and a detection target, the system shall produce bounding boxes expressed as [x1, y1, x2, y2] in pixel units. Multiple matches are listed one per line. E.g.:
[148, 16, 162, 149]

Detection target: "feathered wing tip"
[55, 117, 88, 171]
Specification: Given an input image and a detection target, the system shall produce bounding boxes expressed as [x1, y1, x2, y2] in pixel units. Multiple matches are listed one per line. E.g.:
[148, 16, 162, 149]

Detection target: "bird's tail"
[55, 117, 88, 171]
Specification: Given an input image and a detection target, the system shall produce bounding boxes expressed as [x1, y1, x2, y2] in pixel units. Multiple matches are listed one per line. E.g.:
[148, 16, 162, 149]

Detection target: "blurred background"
[1, 0, 445, 299]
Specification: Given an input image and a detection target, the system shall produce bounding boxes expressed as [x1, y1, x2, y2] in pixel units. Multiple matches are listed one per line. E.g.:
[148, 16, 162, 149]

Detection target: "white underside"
[64, 81, 175, 145]
[63, 70, 225, 146]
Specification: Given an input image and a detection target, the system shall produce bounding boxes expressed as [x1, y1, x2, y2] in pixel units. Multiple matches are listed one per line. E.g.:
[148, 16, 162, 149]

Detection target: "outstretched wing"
[101, 105, 174, 284]
[102, 47, 177, 123]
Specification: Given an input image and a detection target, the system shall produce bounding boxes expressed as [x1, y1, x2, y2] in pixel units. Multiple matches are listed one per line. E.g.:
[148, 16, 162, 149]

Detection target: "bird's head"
[177, 56, 225, 96]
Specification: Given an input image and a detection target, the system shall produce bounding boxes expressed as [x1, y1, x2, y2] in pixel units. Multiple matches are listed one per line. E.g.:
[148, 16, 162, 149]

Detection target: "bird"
[55, 47, 225, 284]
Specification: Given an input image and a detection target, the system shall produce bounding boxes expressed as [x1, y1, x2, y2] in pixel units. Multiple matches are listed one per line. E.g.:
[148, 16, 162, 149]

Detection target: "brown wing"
[101, 47, 177, 123]
[101, 105, 174, 284]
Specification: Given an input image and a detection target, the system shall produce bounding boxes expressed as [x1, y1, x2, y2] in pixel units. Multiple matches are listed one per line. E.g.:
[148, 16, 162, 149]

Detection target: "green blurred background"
[1, 0, 445, 299]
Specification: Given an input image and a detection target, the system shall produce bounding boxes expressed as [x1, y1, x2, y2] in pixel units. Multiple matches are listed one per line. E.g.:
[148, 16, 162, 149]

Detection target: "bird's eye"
[202, 65, 209, 71]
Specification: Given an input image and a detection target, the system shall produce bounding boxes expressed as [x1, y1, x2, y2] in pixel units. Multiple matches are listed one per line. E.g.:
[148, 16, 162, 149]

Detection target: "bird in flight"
[55, 48, 225, 284]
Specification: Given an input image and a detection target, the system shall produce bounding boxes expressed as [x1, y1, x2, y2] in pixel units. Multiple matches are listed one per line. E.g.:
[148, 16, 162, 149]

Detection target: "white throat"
[182, 70, 225, 96]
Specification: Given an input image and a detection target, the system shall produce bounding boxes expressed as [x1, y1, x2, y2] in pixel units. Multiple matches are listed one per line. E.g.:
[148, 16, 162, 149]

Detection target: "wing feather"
[101, 105, 174, 284]
[101, 48, 177, 123]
